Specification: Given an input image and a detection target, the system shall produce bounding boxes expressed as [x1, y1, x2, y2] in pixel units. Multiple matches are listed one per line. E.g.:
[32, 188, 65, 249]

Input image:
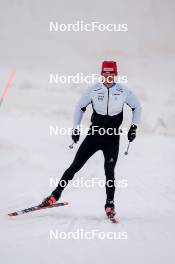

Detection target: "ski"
[7, 202, 69, 217]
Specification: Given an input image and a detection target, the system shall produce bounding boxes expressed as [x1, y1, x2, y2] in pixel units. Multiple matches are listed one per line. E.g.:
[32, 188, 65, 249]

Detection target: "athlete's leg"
[102, 136, 120, 203]
[52, 135, 99, 199]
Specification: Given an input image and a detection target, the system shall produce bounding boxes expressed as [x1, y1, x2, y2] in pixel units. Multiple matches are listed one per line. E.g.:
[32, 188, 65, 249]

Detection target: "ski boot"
[40, 195, 57, 207]
[105, 200, 116, 217]
[40, 188, 62, 207]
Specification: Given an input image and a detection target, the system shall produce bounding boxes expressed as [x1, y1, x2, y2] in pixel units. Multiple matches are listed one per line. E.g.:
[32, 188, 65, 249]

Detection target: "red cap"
[101, 61, 117, 74]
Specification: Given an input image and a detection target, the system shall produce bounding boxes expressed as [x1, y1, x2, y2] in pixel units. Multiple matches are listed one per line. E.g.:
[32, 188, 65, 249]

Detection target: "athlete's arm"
[73, 87, 91, 129]
[125, 90, 142, 126]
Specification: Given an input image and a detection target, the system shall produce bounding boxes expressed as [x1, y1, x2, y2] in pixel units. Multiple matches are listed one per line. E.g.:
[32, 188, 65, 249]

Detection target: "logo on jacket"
[109, 157, 114, 163]
[98, 94, 104, 101]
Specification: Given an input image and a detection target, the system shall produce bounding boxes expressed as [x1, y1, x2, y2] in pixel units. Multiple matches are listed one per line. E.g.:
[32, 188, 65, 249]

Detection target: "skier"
[41, 61, 141, 218]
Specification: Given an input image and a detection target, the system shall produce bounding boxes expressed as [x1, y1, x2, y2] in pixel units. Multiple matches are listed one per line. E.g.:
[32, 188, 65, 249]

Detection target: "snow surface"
[0, 86, 175, 264]
[0, 0, 175, 264]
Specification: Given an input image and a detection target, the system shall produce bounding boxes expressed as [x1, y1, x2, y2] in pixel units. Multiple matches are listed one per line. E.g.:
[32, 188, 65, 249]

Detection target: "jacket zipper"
[107, 88, 109, 115]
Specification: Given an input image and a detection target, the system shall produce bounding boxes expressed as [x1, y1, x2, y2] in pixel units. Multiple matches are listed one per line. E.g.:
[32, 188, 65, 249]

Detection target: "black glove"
[128, 124, 137, 142]
[72, 128, 80, 143]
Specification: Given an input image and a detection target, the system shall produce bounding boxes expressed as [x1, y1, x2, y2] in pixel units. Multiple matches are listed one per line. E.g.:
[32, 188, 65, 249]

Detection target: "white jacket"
[73, 82, 141, 128]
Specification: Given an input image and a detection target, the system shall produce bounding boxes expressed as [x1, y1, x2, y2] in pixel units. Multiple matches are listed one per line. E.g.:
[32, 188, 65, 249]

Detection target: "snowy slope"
[0, 133, 175, 264]
[0, 86, 175, 264]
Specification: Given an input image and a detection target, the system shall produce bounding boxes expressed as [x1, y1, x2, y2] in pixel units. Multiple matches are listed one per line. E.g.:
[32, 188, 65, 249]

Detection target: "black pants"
[52, 133, 120, 202]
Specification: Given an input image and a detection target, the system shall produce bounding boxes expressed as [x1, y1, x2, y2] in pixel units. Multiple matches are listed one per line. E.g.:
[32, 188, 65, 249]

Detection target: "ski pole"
[124, 142, 130, 155]
[69, 142, 74, 149]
